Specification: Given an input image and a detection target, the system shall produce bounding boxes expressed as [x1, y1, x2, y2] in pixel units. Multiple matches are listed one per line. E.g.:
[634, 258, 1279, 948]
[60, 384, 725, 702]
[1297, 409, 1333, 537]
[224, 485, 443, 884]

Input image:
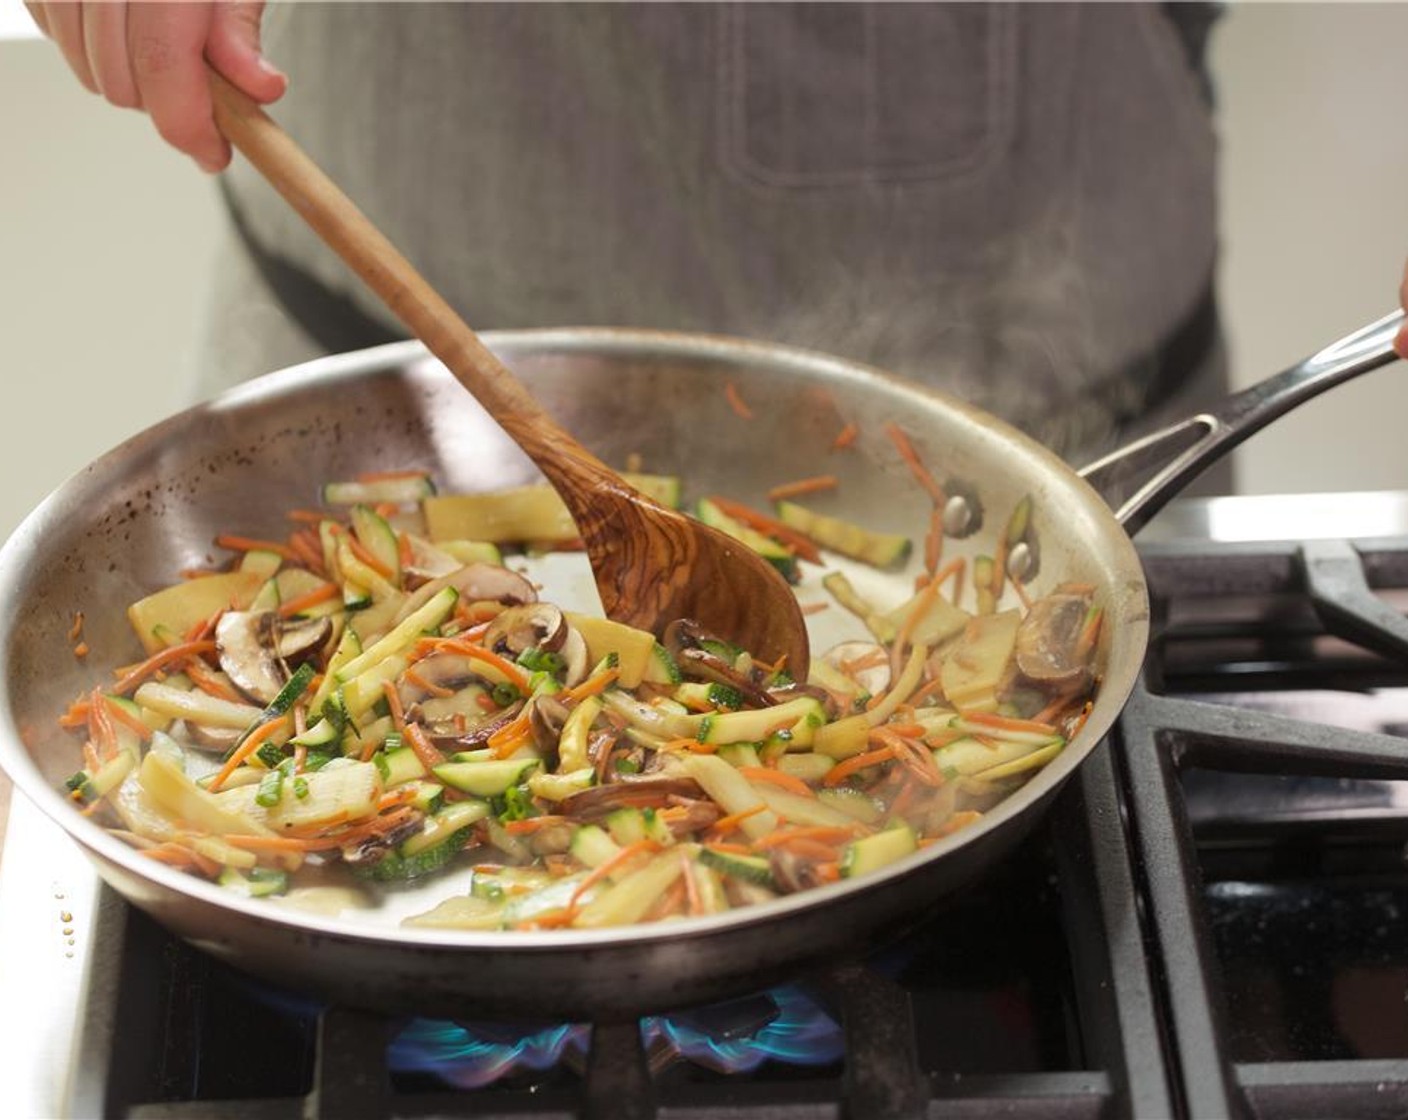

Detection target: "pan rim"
[0, 327, 1150, 951]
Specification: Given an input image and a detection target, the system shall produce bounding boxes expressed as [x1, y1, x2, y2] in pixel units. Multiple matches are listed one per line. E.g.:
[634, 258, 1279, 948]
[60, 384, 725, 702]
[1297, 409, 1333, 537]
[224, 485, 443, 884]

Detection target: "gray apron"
[198, 1, 1225, 481]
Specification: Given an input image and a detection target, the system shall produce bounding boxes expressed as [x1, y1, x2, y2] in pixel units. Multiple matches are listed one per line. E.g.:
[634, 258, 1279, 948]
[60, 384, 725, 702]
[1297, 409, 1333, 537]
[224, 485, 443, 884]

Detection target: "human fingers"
[83, 1, 141, 109]
[205, 1, 286, 104]
[35, 2, 99, 94]
[127, 2, 228, 171]
[23, 2, 51, 36]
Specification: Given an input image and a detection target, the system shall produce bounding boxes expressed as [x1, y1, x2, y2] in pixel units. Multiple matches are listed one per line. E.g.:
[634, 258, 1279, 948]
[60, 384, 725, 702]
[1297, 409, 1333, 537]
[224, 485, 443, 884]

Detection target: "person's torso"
[227, 1, 1220, 455]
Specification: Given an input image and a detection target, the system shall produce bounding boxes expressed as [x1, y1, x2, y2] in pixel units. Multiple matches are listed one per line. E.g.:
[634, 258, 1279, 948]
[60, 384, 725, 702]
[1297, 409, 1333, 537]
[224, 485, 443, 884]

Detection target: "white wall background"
[1209, 3, 1408, 495]
[2, 2, 1408, 542]
[1, 28, 222, 540]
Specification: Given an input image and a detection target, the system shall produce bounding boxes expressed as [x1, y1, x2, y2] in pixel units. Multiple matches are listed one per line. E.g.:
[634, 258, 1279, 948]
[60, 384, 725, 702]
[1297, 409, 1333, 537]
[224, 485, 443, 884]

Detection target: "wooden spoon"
[208, 75, 810, 675]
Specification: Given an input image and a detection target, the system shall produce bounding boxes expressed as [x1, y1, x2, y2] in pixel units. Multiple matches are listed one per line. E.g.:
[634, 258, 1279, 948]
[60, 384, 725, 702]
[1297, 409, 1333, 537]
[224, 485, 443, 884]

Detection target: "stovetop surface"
[9, 496, 1408, 1119]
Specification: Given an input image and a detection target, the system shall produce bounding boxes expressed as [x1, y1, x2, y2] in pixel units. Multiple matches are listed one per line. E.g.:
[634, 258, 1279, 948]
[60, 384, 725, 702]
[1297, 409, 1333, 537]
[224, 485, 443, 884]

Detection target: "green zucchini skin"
[694, 695, 826, 747]
[774, 500, 911, 569]
[356, 799, 492, 881]
[351, 504, 401, 567]
[699, 846, 776, 888]
[695, 499, 800, 584]
[840, 826, 917, 879]
[374, 745, 428, 787]
[53, 451, 1091, 943]
[433, 758, 540, 797]
[354, 826, 474, 882]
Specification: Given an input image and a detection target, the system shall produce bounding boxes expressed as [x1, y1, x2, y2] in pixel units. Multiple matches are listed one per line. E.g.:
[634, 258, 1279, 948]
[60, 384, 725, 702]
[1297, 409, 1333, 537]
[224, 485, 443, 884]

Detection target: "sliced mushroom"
[443, 563, 537, 606]
[662, 798, 722, 836]
[821, 641, 892, 696]
[483, 603, 568, 658]
[397, 653, 483, 709]
[768, 848, 829, 894]
[529, 694, 573, 753]
[273, 615, 334, 663]
[341, 812, 427, 867]
[558, 626, 590, 688]
[600, 740, 651, 781]
[215, 611, 282, 704]
[417, 688, 505, 738]
[586, 727, 624, 774]
[658, 617, 782, 704]
[559, 775, 707, 821]
[185, 722, 244, 754]
[477, 603, 593, 688]
[1014, 592, 1094, 687]
[664, 617, 758, 669]
[401, 536, 468, 588]
[765, 681, 841, 720]
[215, 610, 333, 705]
[676, 649, 771, 705]
[662, 618, 713, 658]
[391, 562, 538, 628]
[428, 700, 525, 753]
[665, 620, 777, 706]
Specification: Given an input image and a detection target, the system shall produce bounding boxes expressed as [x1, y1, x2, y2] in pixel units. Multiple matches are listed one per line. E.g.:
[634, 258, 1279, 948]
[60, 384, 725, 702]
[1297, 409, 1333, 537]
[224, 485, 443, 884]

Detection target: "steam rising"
[733, 225, 1141, 467]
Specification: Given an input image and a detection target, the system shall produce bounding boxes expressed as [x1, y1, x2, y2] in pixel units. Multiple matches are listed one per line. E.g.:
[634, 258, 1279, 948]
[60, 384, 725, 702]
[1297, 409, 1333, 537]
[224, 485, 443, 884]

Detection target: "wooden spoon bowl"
[209, 75, 810, 675]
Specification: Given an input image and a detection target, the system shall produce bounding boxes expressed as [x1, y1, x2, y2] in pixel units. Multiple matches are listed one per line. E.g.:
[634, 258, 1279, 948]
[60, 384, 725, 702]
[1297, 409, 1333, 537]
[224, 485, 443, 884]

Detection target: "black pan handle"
[1078, 310, 1405, 534]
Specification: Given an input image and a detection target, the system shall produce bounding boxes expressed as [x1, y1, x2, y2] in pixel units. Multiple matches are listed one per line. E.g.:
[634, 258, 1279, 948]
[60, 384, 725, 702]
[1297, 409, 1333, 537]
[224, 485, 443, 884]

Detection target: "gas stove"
[6, 495, 1408, 1119]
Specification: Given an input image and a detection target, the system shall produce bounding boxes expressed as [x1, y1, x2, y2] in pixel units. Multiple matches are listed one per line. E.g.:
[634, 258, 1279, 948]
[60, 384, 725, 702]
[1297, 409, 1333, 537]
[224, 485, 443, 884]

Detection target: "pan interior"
[0, 330, 1148, 940]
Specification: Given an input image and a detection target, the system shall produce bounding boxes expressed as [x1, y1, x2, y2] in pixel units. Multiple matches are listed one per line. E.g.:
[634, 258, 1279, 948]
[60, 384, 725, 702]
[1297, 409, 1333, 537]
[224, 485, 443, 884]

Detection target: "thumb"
[205, 1, 286, 104]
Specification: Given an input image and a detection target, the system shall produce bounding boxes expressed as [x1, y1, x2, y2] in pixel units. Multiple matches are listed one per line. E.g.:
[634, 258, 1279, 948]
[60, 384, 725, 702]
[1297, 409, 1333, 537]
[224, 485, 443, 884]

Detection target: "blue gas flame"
[644, 986, 844, 1074]
[389, 1020, 589, 1089]
[387, 985, 843, 1087]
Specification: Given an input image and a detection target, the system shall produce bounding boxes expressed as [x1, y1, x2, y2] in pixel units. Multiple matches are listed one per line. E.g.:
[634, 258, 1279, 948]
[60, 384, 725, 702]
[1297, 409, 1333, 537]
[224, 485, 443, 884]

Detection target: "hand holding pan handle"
[1079, 309, 1407, 534]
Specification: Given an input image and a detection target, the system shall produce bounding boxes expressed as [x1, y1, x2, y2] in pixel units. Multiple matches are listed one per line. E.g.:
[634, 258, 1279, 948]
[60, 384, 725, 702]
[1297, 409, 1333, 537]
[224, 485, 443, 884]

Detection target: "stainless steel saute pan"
[0, 314, 1400, 1020]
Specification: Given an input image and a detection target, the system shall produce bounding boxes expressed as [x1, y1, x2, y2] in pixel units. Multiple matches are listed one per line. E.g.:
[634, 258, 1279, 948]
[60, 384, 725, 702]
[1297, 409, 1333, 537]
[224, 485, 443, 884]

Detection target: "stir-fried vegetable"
[57, 459, 1101, 930]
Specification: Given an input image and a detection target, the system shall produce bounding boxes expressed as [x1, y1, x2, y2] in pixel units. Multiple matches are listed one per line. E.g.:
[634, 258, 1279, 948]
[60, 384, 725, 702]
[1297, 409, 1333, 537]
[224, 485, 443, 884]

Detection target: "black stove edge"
[1124, 535, 1408, 1120]
[1056, 744, 1179, 1119]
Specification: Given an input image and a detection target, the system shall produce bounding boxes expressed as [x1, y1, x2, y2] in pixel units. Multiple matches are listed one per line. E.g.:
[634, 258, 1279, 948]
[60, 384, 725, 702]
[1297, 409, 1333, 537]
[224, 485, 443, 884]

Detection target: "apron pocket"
[719, 3, 1017, 188]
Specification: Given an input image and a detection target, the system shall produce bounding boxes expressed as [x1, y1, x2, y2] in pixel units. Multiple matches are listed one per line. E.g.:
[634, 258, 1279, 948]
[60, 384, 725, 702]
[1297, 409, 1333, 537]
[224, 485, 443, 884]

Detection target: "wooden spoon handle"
[208, 73, 612, 498]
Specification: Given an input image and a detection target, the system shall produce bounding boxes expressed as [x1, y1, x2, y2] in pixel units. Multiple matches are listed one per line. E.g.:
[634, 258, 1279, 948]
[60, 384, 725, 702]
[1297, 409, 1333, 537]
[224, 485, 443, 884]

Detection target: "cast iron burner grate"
[74, 538, 1408, 1119]
[78, 756, 1163, 1118]
[1111, 539, 1408, 1120]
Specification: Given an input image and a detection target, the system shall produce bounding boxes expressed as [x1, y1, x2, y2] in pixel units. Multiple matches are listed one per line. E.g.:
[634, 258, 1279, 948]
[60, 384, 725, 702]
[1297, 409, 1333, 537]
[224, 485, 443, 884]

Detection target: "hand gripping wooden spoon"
[209, 75, 811, 675]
